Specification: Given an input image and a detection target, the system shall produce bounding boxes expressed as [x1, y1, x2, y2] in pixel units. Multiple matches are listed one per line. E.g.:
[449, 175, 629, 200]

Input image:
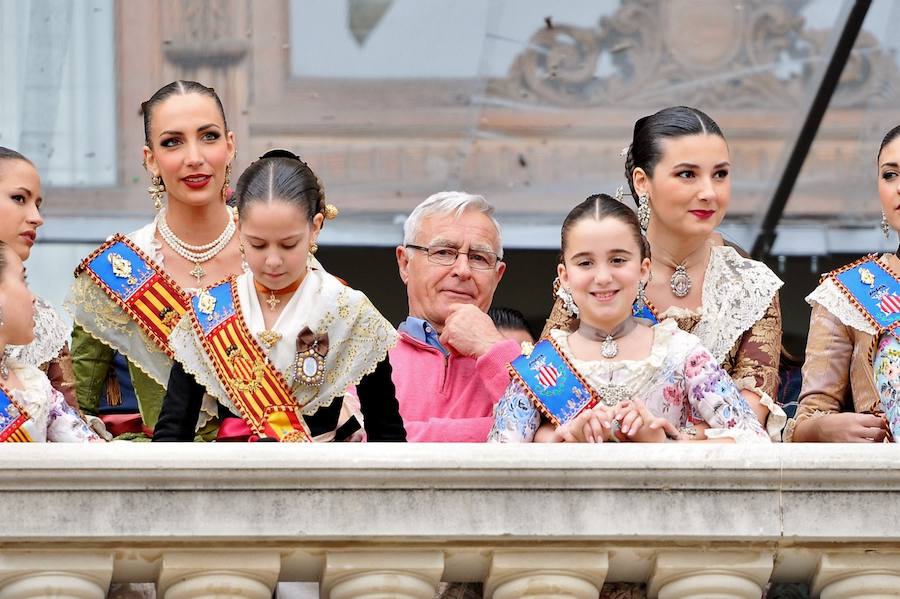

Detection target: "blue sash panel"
[834, 258, 900, 334]
[633, 300, 658, 324]
[510, 339, 596, 426]
[0, 384, 30, 442]
[191, 280, 237, 335]
[86, 240, 155, 301]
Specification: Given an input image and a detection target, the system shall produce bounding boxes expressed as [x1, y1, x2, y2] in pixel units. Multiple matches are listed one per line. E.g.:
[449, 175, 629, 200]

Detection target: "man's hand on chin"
[439, 303, 506, 358]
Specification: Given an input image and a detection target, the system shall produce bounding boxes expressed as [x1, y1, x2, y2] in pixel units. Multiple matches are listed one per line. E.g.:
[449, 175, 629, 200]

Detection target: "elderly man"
[390, 191, 522, 442]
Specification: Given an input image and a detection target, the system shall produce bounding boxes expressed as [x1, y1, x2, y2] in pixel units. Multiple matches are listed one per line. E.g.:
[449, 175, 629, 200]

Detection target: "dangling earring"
[309, 243, 319, 255]
[635, 280, 648, 312]
[882, 211, 891, 239]
[0, 305, 8, 379]
[222, 163, 232, 202]
[148, 175, 166, 212]
[637, 193, 650, 231]
[555, 279, 579, 317]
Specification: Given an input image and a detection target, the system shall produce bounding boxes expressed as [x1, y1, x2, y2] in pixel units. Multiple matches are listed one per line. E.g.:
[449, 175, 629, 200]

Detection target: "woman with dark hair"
[491, 194, 766, 444]
[66, 81, 246, 439]
[153, 150, 405, 442]
[0, 147, 76, 408]
[543, 106, 785, 440]
[788, 127, 900, 443]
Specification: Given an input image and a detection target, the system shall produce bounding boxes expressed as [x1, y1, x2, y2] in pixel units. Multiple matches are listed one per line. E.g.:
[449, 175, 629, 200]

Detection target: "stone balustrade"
[1, 443, 899, 598]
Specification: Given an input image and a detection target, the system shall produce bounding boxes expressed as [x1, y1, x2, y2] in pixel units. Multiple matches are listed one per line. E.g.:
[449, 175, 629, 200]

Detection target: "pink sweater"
[388, 332, 521, 442]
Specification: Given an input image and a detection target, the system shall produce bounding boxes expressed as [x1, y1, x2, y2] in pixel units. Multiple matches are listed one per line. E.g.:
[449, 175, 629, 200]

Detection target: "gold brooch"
[258, 329, 283, 349]
[197, 290, 217, 320]
[860, 267, 875, 286]
[108, 253, 137, 285]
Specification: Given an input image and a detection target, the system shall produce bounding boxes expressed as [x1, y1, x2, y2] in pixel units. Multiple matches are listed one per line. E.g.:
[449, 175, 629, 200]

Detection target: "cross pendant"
[190, 263, 205, 285]
[265, 291, 280, 311]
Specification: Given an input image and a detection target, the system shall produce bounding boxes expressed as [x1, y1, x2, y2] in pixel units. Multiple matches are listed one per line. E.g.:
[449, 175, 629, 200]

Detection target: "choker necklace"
[576, 316, 638, 359]
[656, 242, 709, 298]
[255, 277, 303, 311]
[156, 206, 236, 285]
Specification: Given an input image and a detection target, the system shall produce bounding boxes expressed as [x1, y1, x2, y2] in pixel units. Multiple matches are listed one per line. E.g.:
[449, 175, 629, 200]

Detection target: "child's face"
[558, 216, 650, 330]
[0, 246, 35, 346]
[239, 199, 323, 290]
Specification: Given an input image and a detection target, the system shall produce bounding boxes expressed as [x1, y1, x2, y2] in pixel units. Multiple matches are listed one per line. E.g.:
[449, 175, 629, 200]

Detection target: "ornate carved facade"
[56, 0, 900, 224]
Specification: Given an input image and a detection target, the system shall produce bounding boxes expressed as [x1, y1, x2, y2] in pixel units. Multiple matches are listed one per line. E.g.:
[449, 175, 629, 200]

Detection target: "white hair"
[402, 191, 504, 260]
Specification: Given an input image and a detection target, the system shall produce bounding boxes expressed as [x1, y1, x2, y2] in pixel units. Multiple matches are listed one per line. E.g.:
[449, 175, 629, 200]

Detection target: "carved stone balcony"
[1, 444, 898, 598]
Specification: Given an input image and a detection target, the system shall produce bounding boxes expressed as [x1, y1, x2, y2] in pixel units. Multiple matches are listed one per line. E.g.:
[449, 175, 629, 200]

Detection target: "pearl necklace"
[156, 207, 236, 284]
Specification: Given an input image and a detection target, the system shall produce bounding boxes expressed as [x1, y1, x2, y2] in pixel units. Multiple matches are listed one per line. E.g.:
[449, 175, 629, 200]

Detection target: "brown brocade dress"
[542, 244, 786, 441]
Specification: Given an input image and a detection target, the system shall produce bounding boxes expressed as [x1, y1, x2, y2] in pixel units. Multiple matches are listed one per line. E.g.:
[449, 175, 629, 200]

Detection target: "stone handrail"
[2, 443, 899, 598]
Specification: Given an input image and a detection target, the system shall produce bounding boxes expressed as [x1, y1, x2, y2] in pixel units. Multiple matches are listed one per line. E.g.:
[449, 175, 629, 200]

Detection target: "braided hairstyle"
[623, 106, 724, 204]
[234, 150, 331, 224]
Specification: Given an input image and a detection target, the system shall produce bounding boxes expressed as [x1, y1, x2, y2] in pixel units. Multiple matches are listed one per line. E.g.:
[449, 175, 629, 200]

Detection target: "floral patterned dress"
[489, 320, 768, 443]
[6, 357, 99, 442]
[874, 334, 900, 437]
[543, 245, 785, 440]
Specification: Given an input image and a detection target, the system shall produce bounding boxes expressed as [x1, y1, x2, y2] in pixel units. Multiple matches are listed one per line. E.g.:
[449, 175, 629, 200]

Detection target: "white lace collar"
[7, 297, 68, 368]
[805, 253, 899, 336]
[169, 267, 398, 416]
[678, 245, 783, 362]
[550, 319, 682, 389]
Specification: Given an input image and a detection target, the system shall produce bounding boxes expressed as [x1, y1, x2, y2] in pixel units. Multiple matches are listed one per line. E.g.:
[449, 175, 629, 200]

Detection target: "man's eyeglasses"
[405, 244, 500, 270]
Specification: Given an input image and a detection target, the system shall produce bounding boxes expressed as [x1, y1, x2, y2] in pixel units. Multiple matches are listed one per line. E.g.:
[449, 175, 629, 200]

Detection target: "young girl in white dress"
[489, 194, 767, 444]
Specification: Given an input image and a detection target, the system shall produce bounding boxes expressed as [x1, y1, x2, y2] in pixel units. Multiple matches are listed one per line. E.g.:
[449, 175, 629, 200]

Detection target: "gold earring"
[309, 243, 319, 255]
[222, 163, 232, 202]
[149, 175, 165, 211]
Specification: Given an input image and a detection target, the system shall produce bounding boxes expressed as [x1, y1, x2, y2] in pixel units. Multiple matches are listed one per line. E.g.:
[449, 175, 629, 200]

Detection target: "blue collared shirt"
[398, 316, 449, 355]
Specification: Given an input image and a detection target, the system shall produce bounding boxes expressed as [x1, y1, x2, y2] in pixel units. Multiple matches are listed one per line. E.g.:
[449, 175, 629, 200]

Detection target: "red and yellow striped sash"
[76, 234, 189, 356]
[189, 279, 311, 442]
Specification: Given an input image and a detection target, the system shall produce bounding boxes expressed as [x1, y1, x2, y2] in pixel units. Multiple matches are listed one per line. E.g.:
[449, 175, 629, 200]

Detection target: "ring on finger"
[609, 419, 622, 443]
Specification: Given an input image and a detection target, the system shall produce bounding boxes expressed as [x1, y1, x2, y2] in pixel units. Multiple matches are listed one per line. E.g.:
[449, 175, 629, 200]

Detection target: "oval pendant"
[670, 265, 692, 298]
[601, 335, 618, 359]
[302, 355, 320, 378]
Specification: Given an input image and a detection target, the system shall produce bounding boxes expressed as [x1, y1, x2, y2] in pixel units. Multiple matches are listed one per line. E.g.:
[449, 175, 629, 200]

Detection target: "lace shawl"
[671, 245, 784, 363]
[169, 267, 398, 417]
[7, 296, 68, 368]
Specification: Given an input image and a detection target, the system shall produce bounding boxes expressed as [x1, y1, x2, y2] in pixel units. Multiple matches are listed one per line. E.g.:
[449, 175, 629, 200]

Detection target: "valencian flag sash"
[831, 255, 900, 339]
[509, 338, 600, 427]
[75, 234, 189, 356]
[189, 278, 311, 442]
[633, 298, 658, 324]
[829, 255, 900, 439]
[0, 381, 32, 442]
